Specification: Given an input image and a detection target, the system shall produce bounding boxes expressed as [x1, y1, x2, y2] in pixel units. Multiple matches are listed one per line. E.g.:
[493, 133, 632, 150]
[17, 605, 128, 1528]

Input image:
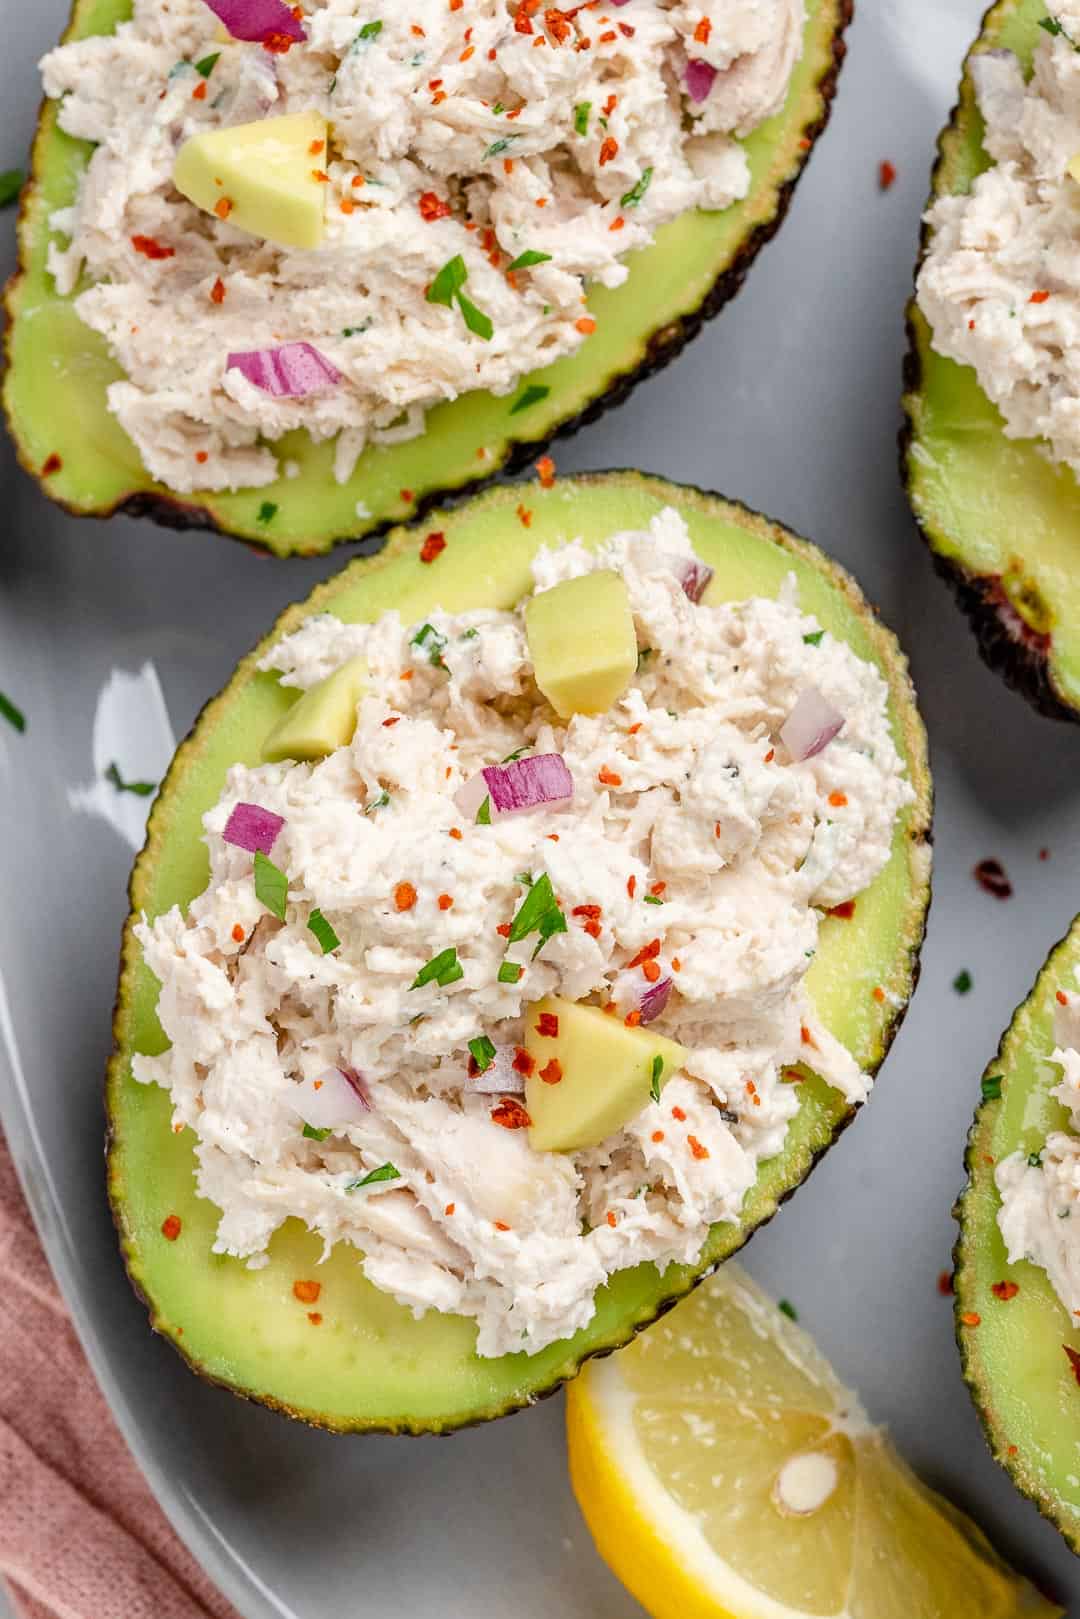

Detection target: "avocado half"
[4, 0, 851, 557]
[106, 470, 932, 1433]
[955, 916, 1080, 1551]
[902, 0, 1080, 723]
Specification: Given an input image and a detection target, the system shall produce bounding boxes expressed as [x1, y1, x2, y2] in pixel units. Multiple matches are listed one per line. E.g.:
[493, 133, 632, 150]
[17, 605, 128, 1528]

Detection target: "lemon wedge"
[566, 1265, 1058, 1619]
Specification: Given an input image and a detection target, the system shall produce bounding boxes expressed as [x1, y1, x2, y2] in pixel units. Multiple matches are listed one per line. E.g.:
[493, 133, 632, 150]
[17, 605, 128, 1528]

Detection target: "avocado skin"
[4, 1, 852, 556]
[899, 0, 1080, 725]
[953, 916, 1080, 1552]
[103, 471, 932, 1435]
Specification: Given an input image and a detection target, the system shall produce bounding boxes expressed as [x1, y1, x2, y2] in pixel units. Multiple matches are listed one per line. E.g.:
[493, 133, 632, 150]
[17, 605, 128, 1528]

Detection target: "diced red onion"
[675, 557, 714, 603]
[467, 1046, 526, 1095]
[611, 969, 673, 1024]
[685, 59, 718, 102]
[289, 1067, 371, 1130]
[223, 801, 285, 854]
[226, 343, 342, 399]
[201, 0, 305, 45]
[640, 976, 673, 1024]
[454, 753, 573, 821]
[780, 687, 845, 762]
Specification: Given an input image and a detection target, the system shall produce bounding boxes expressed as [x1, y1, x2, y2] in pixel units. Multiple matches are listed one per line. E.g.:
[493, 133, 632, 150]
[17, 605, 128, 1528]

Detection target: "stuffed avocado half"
[4, 0, 851, 557]
[106, 471, 932, 1433]
[903, 0, 1080, 723]
[955, 917, 1080, 1553]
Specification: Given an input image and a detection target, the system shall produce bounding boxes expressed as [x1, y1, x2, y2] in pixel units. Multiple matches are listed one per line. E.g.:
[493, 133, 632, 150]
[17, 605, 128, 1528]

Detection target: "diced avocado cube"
[262, 657, 368, 763]
[524, 995, 687, 1153]
[173, 111, 328, 251]
[525, 570, 638, 717]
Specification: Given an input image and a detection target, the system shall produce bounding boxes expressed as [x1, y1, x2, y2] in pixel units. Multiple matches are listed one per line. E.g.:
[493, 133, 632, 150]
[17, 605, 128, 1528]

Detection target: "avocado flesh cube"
[261, 656, 367, 763]
[4, 0, 850, 555]
[524, 996, 687, 1152]
[903, 0, 1080, 720]
[525, 572, 637, 718]
[955, 914, 1080, 1552]
[106, 474, 931, 1432]
[173, 111, 327, 250]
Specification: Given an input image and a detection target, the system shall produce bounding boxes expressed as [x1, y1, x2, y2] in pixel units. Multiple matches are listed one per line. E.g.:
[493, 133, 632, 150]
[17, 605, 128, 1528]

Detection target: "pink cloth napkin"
[0, 1142, 241, 1619]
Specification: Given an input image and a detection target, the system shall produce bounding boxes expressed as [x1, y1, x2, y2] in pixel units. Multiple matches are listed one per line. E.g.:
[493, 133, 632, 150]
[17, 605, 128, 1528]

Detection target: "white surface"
[2, 2, 1080, 1616]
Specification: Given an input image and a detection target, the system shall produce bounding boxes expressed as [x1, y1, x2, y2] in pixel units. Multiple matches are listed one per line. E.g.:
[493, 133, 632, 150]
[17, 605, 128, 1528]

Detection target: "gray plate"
[4, 1, 1080, 1612]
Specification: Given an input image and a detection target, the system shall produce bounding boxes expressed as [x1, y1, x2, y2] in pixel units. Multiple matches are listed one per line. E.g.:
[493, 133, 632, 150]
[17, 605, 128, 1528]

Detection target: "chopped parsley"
[411, 947, 464, 990]
[515, 870, 534, 886]
[802, 630, 825, 647]
[460, 627, 479, 640]
[411, 622, 447, 667]
[427, 254, 493, 341]
[620, 167, 653, 209]
[357, 19, 383, 40]
[253, 850, 288, 920]
[105, 761, 156, 797]
[502, 747, 530, 762]
[952, 969, 973, 995]
[342, 320, 372, 337]
[573, 101, 591, 136]
[507, 872, 567, 957]
[194, 51, 220, 76]
[302, 1123, 332, 1141]
[778, 1299, 799, 1322]
[347, 1161, 400, 1190]
[510, 383, 551, 415]
[1039, 15, 1064, 34]
[1028, 1150, 1044, 1169]
[458, 293, 494, 341]
[257, 501, 278, 524]
[508, 250, 552, 271]
[476, 795, 492, 824]
[0, 170, 24, 209]
[484, 135, 518, 159]
[469, 1035, 497, 1072]
[308, 908, 341, 954]
[0, 692, 25, 733]
[981, 1074, 1003, 1102]
[497, 961, 524, 984]
[643, 894, 664, 906]
[649, 1054, 663, 1104]
[365, 790, 390, 814]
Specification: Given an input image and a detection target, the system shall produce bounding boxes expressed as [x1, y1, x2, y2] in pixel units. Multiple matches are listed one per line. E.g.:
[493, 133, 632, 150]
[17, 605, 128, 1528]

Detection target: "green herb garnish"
[1039, 15, 1064, 33]
[460, 627, 479, 640]
[619, 167, 653, 209]
[802, 630, 824, 647]
[778, 1299, 799, 1322]
[257, 501, 278, 524]
[194, 51, 220, 76]
[476, 795, 492, 825]
[347, 1161, 400, 1190]
[342, 320, 371, 337]
[105, 761, 156, 797]
[484, 135, 518, 158]
[411, 622, 447, 667]
[497, 961, 523, 984]
[1028, 1150, 1044, 1168]
[303, 1123, 332, 1141]
[427, 255, 492, 340]
[357, 19, 383, 39]
[469, 1035, 497, 1072]
[573, 101, 591, 135]
[458, 293, 494, 341]
[365, 790, 390, 814]
[507, 872, 565, 952]
[981, 1075, 1003, 1102]
[0, 170, 24, 210]
[510, 383, 551, 414]
[308, 908, 341, 954]
[411, 947, 464, 990]
[0, 692, 25, 733]
[953, 969, 973, 995]
[502, 747, 530, 762]
[643, 894, 664, 906]
[508, 250, 552, 271]
[253, 850, 288, 920]
[649, 1054, 663, 1104]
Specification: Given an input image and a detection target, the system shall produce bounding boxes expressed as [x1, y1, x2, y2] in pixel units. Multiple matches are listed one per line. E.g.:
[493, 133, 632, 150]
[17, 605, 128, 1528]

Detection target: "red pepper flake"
[598, 766, 622, 787]
[210, 276, 226, 304]
[603, 1002, 617, 1015]
[42, 453, 62, 477]
[992, 1281, 1019, 1301]
[627, 722, 642, 735]
[626, 875, 637, 899]
[263, 28, 297, 50]
[1064, 1345, 1080, 1387]
[878, 159, 897, 191]
[627, 939, 661, 971]
[828, 791, 848, 808]
[960, 1312, 981, 1327]
[420, 531, 447, 564]
[687, 1135, 709, 1161]
[131, 233, 175, 259]
[419, 190, 452, 221]
[764, 748, 775, 763]
[311, 169, 330, 183]
[161, 1214, 182, 1241]
[192, 79, 207, 100]
[693, 16, 711, 43]
[536, 454, 556, 488]
[494, 1220, 511, 1232]
[496, 921, 511, 937]
[572, 904, 602, 920]
[584, 919, 601, 939]
[598, 29, 616, 43]
[382, 716, 400, 728]
[606, 1211, 617, 1228]
[1030, 289, 1051, 304]
[449, 827, 463, 840]
[974, 858, 1012, 899]
[445, 1202, 455, 1216]
[309, 138, 325, 155]
[937, 1270, 954, 1297]
[195, 451, 208, 464]
[598, 136, 618, 166]
[671, 957, 681, 972]
[651, 1130, 664, 1143]
[624, 1009, 642, 1028]
[308, 1311, 322, 1325]
[539, 1058, 563, 1085]
[537, 1012, 560, 1037]
[513, 1047, 535, 1077]
[1040, 847, 1051, 861]
[642, 958, 661, 984]
[828, 900, 856, 920]
[394, 882, 417, 911]
[1058, 990, 1069, 1006]
[516, 503, 533, 528]
[575, 315, 596, 335]
[872, 986, 886, 1004]
[671, 1105, 686, 1122]
[401, 487, 415, 501]
[800, 1024, 817, 1048]
[602, 93, 617, 117]
[437, 893, 454, 911]
[1007, 1444, 1018, 1456]
[293, 1279, 321, 1304]
[214, 196, 234, 220]
[491, 1097, 532, 1130]
[231, 923, 245, 943]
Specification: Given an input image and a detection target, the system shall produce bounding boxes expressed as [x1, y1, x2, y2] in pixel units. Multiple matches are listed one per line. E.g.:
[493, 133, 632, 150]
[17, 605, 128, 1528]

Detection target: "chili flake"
[687, 1135, 709, 1161]
[1065, 1345, 1080, 1387]
[539, 1059, 563, 1085]
[491, 1097, 532, 1130]
[937, 1270, 954, 1296]
[960, 1311, 981, 1327]
[131, 234, 175, 259]
[974, 857, 1012, 899]
[991, 1281, 1019, 1301]
[293, 1278, 321, 1304]
[879, 159, 897, 191]
[161, 1215, 182, 1241]
[537, 1012, 560, 1037]
[42, 453, 62, 477]
[394, 882, 417, 911]
[536, 454, 556, 487]
[420, 531, 447, 563]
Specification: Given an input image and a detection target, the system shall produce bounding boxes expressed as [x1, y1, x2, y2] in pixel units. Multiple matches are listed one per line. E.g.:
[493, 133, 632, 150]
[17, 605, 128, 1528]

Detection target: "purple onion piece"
[455, 754, 573, 821]
[338, 1067, 372, 1111]
[639, 976, 673, 1024]
[226, 343, 342, 399]
[290, 1066, 370, 1129]
[468, 1046, 525, 1094]
[223, 801, 285, 855]
[676, 558, 714, 603]
[780, 687, 845, 762]
[685, 59, 718, 103]
[201, 0, 305, 44]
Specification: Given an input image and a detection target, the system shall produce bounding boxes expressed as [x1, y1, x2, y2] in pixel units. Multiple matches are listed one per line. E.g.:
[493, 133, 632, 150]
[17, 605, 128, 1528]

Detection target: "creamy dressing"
[133, 510, 913, 1356]
[41, 0, 804, 494]
[918, 11, 1080, 475]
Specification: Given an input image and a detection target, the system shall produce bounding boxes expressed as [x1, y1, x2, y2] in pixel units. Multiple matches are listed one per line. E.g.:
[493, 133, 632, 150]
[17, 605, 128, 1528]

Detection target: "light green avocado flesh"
[4, 0, 845, 555]
[903, 0, 1080, 717]
[107, 473, 931, 1432]
[955, 916, 1080, 1552]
